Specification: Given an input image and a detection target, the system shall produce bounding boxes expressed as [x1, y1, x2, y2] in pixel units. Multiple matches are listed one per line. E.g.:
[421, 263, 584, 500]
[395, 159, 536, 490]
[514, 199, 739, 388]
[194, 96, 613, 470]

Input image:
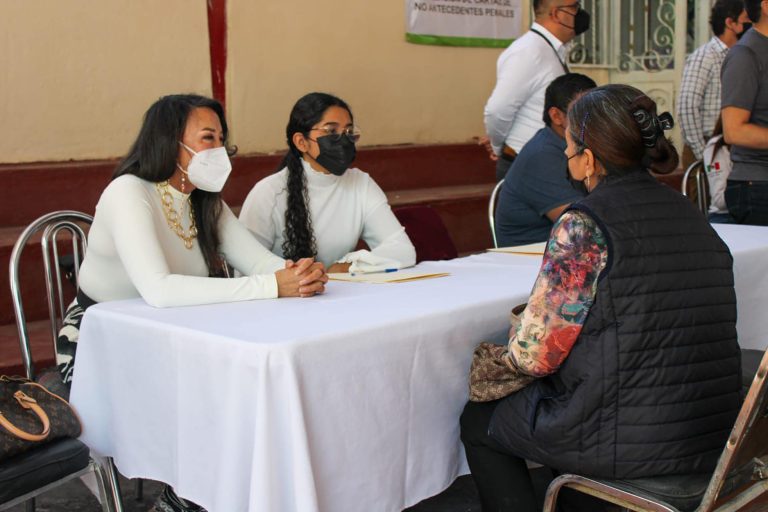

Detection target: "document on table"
[488, 242, 546, 255]
[328, 270, 450, 284]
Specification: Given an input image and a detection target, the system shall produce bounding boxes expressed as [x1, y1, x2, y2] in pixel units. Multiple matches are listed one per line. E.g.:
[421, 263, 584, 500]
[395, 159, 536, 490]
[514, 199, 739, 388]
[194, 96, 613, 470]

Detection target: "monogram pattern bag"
[0, 375, 82, 460]
[469, 303, 535, 402]
[469, 343, 535, 402]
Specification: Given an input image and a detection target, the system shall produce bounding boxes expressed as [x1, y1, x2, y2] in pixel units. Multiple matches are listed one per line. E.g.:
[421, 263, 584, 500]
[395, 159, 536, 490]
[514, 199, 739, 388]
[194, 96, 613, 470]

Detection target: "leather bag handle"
[0, 390, 51, 442]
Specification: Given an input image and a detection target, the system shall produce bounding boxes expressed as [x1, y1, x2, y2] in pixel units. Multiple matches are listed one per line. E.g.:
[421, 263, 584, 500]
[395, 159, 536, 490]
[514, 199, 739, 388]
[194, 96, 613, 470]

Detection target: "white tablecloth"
[69, 224, 768, 512]
[71, 253, 540, 512]
[712, 224, 768, 351]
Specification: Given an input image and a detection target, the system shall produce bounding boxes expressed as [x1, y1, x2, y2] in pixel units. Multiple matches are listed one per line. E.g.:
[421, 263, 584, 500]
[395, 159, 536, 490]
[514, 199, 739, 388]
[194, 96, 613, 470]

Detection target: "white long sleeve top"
[484, 23, 568, 155]
[239, 159, 416, 269]
[78, 174, 285, 307]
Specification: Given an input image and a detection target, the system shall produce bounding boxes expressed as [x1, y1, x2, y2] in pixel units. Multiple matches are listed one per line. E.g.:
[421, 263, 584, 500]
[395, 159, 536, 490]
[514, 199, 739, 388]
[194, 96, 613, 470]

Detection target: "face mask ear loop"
[178, 141, 198, 155]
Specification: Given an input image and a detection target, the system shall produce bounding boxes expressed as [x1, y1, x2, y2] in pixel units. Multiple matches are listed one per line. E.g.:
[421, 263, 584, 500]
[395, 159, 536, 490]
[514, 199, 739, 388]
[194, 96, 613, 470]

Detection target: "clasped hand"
[275, 258, 328, 298]
[477, 135, 498, 162]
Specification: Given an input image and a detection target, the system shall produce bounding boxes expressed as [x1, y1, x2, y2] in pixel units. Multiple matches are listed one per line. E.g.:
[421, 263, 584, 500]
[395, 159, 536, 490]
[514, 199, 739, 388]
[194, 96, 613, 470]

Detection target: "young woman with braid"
[239, 92, 415, 273]
[460, 85, 742, 512]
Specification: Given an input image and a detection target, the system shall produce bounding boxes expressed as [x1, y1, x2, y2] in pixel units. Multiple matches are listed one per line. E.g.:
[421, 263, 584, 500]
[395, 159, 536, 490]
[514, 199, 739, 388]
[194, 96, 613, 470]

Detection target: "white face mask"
[178, 142, 232, 193]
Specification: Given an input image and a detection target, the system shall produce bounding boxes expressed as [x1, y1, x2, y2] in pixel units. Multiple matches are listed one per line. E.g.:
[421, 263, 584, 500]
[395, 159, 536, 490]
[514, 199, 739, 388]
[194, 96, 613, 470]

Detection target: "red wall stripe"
[207, 0, 227, 109]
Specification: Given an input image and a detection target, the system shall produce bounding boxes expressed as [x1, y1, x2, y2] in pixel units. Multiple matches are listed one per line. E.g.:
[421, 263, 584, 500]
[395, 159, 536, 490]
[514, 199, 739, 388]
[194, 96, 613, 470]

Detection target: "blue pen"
[350, 268, 398, 276]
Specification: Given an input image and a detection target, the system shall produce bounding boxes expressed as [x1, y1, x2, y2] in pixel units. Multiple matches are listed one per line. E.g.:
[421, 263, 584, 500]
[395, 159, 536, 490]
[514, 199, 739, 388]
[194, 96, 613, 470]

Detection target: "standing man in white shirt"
[483, 0, 590, 181]
[678, 0, 750, 166]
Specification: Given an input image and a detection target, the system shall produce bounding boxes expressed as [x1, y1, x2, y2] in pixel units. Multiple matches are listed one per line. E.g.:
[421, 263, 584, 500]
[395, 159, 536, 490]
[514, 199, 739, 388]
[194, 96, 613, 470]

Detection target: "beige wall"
[0, 1, 211, 163]
[227, 1, 510, 154]
[1, 1, 527, 163]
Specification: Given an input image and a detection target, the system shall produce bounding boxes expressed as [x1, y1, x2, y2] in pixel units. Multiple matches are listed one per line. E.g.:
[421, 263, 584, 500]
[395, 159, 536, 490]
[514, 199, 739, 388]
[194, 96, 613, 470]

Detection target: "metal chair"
[542, 348, 768, 512]
[5, 210, 124, 512]
[681, 160, 710, 215]
[488, 180, 504, 248]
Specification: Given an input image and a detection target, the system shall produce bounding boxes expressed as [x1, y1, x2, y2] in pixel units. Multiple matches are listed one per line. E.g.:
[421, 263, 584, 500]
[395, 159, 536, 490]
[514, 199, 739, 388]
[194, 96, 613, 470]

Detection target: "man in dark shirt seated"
[494, 73, 597, 246]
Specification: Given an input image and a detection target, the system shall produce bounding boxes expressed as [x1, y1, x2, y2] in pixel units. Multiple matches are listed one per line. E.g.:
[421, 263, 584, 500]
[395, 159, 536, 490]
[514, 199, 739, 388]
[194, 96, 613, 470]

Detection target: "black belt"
[500, 148, 518, 163]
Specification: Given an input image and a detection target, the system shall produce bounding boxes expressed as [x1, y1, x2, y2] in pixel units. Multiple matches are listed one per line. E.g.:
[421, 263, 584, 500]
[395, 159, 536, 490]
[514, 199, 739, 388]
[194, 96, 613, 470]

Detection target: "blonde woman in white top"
[239, 92, 415, 273]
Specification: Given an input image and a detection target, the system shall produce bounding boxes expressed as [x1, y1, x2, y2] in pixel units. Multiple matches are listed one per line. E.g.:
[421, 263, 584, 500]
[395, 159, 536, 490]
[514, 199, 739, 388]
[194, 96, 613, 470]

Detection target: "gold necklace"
[156, 181, 198, 249]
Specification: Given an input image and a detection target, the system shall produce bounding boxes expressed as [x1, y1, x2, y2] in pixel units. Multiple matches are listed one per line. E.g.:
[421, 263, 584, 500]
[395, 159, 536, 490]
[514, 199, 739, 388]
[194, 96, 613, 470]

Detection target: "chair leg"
[135, 478, 144, 501]
[92, 459, 116, 512]
[23, 498, 35, 512]
[102, 457, 125, 512]
[542, 475, 565, 512]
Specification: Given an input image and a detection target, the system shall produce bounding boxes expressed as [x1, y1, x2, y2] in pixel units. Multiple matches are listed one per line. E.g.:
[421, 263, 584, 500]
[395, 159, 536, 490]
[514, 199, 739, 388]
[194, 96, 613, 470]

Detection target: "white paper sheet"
[487, 241, 546, 255]
[328, 270, 450, 283]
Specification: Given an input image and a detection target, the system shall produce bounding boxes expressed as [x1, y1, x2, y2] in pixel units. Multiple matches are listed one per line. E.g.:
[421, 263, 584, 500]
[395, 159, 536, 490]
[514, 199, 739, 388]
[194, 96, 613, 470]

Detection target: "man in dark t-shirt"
[494, 73, 596, 247]
[721, 0, 768, 225]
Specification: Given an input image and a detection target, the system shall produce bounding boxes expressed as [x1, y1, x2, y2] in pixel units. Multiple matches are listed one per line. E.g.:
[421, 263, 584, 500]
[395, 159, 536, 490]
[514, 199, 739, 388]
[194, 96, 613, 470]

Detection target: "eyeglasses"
[309, 125, 361, 143]
[565, 140, 586, 160]
[566, 148, 587, 162]
[557, 1, 580, 13]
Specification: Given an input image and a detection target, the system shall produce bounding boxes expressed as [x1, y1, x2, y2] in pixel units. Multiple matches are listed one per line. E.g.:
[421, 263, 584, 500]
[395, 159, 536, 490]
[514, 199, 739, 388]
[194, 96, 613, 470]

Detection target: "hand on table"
[276, 258, 328, 297]
[326, 262, 351, 274]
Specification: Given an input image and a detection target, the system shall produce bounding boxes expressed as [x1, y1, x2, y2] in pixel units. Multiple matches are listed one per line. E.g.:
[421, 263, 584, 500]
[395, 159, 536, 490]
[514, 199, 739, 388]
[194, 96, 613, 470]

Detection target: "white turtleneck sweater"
[77, 174, 285, 307]
[239, 159, 416, 268]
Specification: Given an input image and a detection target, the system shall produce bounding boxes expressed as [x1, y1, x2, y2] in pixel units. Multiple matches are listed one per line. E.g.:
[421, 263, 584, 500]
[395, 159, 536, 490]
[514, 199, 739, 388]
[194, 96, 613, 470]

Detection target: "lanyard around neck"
[530, 29, 569, 73]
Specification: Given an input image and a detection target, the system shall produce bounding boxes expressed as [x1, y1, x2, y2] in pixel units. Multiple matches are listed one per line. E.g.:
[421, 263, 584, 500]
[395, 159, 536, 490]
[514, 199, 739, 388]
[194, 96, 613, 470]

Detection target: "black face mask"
[565, 164, 588, 194]
[738, 22, 752, 39]
[573, 9, 591, 35]
[559, 8, 591, 36]
[314, 134, 356, 176]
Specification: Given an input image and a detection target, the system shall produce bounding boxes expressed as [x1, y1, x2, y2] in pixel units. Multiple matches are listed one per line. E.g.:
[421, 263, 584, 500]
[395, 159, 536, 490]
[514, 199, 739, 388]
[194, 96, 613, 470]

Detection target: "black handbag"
[0, 375, 82, 460]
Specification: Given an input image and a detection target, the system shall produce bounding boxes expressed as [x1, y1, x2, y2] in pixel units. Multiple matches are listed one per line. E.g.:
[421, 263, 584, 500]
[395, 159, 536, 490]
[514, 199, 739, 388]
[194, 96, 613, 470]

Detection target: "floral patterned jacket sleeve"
[507, 210, 608, 377]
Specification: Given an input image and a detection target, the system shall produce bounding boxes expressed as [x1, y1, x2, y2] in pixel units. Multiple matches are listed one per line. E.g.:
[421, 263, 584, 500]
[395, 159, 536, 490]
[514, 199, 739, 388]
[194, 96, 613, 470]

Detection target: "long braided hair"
[113, 94, 234, 276]
[279, 92, 353, 261]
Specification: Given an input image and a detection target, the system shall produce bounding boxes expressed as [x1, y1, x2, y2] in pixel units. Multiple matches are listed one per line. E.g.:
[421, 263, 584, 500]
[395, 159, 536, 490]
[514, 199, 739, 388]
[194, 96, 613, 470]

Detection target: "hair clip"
[657, 112, 674, 131]
[579, 112, 590, 144]
[633, 109, 660, 148]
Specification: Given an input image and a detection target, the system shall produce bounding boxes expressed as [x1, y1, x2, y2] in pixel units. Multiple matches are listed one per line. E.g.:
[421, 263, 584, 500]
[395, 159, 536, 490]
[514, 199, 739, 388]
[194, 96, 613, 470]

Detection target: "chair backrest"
[9, 210, 93, 379]
[696, 349, 768, 512]
[681, 160, 710, 215]
[488, 180, 504, 248]
[393, 205, 458, 263]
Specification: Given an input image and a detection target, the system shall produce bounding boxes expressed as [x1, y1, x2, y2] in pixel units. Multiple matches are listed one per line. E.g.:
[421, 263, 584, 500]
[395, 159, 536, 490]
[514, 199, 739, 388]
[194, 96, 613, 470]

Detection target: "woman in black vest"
[460, 84, 742, 512]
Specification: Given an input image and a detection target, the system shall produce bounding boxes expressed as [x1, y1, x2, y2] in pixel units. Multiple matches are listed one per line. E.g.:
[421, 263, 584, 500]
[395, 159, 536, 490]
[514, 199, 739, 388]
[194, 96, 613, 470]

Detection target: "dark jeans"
[708, 212, 735, 224]
[725, 180, 768, 226]
[460, 400, 619, 512]
[460, 400, 538, 512]
[495, 154, 515, 182]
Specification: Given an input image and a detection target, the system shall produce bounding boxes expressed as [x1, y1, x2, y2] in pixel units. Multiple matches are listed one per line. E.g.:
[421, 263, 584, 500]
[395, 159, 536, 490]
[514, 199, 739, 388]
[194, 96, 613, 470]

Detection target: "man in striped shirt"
[678, 0, 750, 163]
